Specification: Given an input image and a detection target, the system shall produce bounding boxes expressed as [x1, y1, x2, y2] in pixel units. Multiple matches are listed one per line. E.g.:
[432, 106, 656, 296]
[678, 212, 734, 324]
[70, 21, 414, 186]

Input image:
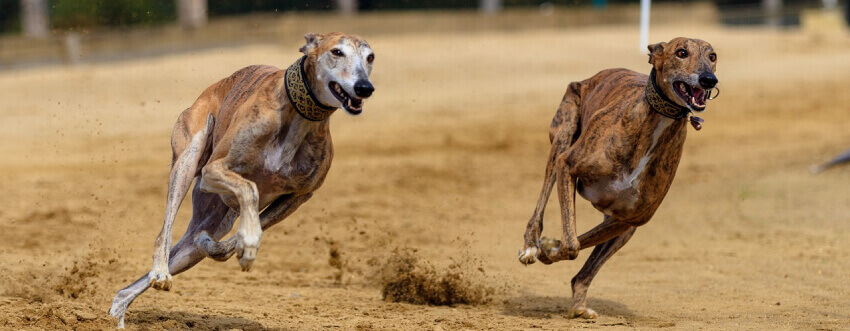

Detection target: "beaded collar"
[645, 69, 691, 120]
[284, 56, 336, 121]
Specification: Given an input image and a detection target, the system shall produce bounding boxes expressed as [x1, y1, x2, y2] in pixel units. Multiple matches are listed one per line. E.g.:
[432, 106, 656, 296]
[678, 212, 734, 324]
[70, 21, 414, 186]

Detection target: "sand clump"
[325, 238, 348, 285]
[374, 248, 492, 306]
[0, 251, 116, 329]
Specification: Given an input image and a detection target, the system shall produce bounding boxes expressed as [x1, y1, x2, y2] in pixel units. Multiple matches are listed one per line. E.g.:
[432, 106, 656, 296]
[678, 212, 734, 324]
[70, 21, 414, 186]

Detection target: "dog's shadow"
[127, 309, 284, 331]
[501, 293, 633, 319]
[501, 294, 677, 327]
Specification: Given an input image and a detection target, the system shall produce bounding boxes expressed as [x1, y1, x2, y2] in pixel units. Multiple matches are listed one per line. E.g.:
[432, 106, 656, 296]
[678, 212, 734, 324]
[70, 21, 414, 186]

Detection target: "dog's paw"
[236, 234, 260, 272]
[567, 307, 598, 319]
[194, 231, 237, 262]
[518, 245, 538, 265]
[148, 269, 172, 291]
[539, 237, 561, 255]
[238, 246, 257, 271]
[110, 292, 131, 328]
[539, 236, 579, 262]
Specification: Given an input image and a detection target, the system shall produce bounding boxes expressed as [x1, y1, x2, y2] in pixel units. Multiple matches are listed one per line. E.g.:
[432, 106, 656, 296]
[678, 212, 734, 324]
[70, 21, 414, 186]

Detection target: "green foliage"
[207, 0, 334, 16]
[50, 0, 175, 29]
[0, 0, 21, 33]
[1, 0, 707, 33]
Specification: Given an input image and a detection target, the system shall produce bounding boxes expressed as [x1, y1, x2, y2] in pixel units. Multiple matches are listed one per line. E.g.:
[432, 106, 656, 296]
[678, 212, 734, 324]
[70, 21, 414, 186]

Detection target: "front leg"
[199, 159, 262, 271]
[539, 155, 580, 263]
[194, 193, 313, 261]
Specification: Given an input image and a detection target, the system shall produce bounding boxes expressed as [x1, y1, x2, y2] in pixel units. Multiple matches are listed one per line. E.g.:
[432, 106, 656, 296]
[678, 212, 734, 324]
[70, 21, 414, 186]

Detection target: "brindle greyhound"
[518, 37, 718, 319]
[109, 32, 375, 328]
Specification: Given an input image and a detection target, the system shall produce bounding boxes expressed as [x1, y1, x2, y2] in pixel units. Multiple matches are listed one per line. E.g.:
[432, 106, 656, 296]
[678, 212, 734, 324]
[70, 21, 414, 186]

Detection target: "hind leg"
[194, 193, 313, 262]
[150, 112, 213, 291]
[110, 183, 235, 328]
[567, 225, 637, 319]
[519, 141, 560, 265]
[519, 82, 582, 265]
[167, 185, 238, 275]
[538, 159, 581, 263]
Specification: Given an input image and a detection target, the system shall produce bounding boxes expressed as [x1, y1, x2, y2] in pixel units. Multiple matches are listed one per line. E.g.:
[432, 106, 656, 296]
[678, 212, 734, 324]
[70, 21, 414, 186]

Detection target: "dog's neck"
[645, 69, 690, 120]
[284, 56, 337, 121]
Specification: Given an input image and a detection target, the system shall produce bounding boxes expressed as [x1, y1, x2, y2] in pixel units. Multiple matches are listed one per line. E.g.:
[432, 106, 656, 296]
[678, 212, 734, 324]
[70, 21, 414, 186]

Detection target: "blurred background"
[1, 0, 849, 330]
[1, 0, 848, 67]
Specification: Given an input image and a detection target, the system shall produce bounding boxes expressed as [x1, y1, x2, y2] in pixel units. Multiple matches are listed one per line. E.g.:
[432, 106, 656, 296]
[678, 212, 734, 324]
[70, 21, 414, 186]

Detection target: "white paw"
[539, 237, 562, 255]
[108, 300, 127, 329]
[568, 307, 598, 319]
[110, 287, 138, 328]
[148, 269, 172, 291]
[518, 246, 538, 265]
[236, 234, 260, 272]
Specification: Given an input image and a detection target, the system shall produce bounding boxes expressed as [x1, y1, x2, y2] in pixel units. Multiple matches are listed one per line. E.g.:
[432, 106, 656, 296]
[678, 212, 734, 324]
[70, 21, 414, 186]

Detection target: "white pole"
[639, 0, 651, 53]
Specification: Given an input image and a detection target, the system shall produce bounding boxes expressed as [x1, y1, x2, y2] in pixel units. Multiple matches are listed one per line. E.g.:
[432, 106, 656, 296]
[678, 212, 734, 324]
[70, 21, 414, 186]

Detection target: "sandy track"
[1, 23, 849, 330]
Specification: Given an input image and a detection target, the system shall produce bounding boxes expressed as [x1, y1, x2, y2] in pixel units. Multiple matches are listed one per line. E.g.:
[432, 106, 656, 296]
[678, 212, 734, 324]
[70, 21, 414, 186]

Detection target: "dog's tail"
[550, 81, 583, 144]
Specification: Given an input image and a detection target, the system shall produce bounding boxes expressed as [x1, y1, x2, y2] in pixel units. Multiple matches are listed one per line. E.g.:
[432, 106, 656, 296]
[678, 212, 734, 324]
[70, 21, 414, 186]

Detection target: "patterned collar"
[645, 69, 691, 120]
[284, 56, 337, 121]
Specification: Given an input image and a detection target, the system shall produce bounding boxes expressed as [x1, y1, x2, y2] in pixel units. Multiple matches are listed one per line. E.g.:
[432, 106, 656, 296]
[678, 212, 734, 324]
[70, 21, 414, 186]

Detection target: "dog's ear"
[299, 33, 323, 55]
[647, 42, 667, 68]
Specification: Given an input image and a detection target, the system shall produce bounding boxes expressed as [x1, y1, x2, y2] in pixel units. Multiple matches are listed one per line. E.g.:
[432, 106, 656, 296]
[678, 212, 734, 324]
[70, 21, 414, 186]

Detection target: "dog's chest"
[257, 123, 330, 194]
[576, 117, 684, 218]
[611, 118, 673, 190]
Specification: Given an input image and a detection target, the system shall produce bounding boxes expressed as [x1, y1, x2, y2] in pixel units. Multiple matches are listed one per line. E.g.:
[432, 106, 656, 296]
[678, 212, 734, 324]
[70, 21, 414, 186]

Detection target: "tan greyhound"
[518, 37, 718, 319]
[109, 32, 375, 328]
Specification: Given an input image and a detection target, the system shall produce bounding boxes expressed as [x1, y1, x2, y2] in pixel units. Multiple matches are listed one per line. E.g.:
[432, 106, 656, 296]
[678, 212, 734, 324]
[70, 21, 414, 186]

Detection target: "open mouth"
[329, 82, 363, 115]
[673, 81, 707, 111]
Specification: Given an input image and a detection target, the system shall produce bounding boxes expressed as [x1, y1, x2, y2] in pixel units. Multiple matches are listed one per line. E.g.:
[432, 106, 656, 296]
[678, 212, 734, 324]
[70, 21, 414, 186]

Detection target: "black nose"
[354, 80, 374, 98]
[698, 72, 718, 89]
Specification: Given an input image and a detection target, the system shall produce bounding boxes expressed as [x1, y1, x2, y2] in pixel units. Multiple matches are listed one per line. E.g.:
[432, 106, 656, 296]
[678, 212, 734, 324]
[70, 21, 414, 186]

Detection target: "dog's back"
[171, 65, 283, 166]
[550, 68, 648, 139]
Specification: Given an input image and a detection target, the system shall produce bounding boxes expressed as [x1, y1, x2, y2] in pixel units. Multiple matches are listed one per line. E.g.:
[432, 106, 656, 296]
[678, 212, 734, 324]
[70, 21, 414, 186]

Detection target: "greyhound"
[518, 37, 718, 319]
[109, 32, 375, 328]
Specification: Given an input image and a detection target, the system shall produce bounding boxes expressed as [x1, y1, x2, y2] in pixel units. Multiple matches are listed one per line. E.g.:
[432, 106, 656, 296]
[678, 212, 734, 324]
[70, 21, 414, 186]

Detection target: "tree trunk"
[762, 0, 783, 26]
[479, 0, 502, 14]
[335, 0, 358, 15]
[178, 0, 207, 29]
[21, 0, 49, 38]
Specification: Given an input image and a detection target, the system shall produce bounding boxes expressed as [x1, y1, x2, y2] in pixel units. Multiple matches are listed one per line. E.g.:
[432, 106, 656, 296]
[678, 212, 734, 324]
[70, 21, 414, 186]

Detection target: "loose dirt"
[1, 20, 849, 330]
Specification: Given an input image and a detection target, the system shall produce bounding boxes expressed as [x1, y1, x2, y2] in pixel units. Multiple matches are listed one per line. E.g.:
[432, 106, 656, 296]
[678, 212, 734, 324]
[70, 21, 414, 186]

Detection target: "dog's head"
[300, 32, 375, 115]
[648, 37, 717, 112]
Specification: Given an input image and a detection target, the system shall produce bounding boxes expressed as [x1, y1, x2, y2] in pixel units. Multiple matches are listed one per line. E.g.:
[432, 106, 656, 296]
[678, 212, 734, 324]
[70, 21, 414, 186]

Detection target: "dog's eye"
[331, 49, 344, 57]
[366, 54, 374, 63]
[709, 53, 717, 62]
[675, 49, 688, 58]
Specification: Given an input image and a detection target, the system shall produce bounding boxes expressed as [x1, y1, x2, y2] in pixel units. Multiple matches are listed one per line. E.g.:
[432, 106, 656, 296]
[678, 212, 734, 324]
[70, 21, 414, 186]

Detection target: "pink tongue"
[693, 89, 705, 105]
